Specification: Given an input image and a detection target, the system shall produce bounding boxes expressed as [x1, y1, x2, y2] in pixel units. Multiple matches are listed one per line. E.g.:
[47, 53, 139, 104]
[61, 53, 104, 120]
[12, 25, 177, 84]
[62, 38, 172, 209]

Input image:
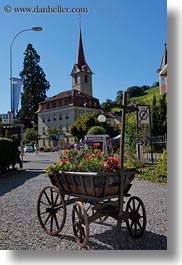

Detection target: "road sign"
[137, 105, 150, 125]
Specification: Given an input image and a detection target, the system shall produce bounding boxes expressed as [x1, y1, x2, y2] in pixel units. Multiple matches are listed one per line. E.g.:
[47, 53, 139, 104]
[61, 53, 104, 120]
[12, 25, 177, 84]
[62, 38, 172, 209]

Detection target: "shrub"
[0, 137, 20, 174]
[155, 149, 167, 180]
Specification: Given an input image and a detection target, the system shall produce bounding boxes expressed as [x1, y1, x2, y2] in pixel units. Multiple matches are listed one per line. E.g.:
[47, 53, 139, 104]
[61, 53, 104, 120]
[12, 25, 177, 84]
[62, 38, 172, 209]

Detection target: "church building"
[37, 28, 101, 147]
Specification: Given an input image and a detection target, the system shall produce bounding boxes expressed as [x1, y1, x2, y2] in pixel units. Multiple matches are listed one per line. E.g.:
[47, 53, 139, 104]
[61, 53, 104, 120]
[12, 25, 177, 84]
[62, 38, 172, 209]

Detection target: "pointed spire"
[77, 26, 86, 69]
[157, 43, 167, 73]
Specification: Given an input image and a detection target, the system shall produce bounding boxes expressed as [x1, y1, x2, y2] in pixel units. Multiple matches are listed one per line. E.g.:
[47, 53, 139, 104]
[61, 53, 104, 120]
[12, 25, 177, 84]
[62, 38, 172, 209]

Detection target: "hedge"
[0, 137, 20, 174]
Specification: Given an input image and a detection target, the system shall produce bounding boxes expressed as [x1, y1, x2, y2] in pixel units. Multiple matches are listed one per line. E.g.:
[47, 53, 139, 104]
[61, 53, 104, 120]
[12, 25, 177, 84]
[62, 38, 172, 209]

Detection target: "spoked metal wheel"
[37, 186, 66, 235]
[126, 196, 146, 238]
[72, 201, 89, 248]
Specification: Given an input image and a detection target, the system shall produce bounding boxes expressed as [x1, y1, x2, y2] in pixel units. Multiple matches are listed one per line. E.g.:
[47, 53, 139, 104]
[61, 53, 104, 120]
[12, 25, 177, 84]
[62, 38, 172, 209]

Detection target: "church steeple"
[71, 22, 93, 97]
[77, 29, 86, 69]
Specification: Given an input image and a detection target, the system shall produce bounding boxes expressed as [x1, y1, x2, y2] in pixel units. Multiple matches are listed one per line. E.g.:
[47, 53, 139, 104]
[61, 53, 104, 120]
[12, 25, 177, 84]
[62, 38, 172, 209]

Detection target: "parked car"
[24, 146, 34, 153]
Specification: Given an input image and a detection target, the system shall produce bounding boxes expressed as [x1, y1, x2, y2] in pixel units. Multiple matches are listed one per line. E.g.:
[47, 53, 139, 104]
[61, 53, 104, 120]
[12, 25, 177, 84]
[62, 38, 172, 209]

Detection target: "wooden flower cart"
[37, 92, 147, 248]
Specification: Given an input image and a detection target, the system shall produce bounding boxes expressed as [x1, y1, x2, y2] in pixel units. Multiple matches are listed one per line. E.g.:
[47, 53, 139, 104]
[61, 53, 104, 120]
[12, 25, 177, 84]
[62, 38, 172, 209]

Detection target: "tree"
[19, 44, 50, 124]
[151, 94, 159, 136]
[158, 94, 167, 135]
[87, 126, 105, 135]
[24, 128, 39, 146]
[70, 113, 99, 141]
[100, 99, 112, 112]
[151, 94, 167, 136]
[115, 90, 123, 106]
[46, 127, 63, 142]
[127, 86, 145, 98]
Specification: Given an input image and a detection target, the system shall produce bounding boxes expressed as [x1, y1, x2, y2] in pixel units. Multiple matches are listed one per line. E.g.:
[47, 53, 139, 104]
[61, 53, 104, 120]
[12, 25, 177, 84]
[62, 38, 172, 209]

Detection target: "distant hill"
[128, 86, 160, 106]
[110, 86, 160, 112]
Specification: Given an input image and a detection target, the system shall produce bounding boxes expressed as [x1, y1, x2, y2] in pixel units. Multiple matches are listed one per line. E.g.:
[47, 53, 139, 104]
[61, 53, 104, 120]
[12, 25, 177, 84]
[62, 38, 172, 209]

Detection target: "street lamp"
[98, 114, 106, 124]
[10, 26, 43, 123]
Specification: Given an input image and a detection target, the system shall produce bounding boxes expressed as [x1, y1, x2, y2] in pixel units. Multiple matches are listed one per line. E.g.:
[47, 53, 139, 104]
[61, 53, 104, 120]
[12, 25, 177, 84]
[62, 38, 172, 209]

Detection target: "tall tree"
[19, 44, 50, 123]
[158, 94, 167, 135]
[151, 94, 159, 136]
[115, 90, 123, 106]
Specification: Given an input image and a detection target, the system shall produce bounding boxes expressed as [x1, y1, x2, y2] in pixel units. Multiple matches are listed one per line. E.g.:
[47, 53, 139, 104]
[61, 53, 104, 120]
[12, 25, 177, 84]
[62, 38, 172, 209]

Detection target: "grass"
[111, 86, 160, 112]
[128, 86, 160, 106]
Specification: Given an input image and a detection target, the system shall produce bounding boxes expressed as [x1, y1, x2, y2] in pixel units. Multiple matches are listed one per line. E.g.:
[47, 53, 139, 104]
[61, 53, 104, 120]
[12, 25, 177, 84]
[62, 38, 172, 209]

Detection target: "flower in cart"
[45, 149, 121, 175]
[104, 156, 120, 172]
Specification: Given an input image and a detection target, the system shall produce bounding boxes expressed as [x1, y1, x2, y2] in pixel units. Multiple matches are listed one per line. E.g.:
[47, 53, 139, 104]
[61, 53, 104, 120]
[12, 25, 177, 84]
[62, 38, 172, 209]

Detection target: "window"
[66, 124, 69, 132]
[42, 127, 45, 134]
[47, 103, 50, 109]
[64, 98, 69, 105]
[52, 101, 56, 108]
[65, 111, 69, 119]
[42, 117, 45, 123]
[75, 76, 78, 84]
[59, 112, 62, 120]
[47, 116, 50, 122]
[59, 100, 62, 107]
[85, 75, 88, 83]
[53, 114, 56, 121]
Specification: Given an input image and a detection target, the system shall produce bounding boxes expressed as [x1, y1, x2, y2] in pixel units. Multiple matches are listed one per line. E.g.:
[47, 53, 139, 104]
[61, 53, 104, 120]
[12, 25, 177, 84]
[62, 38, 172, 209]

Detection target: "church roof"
[157, 44, 167, 73]
[71, 28, 93, 74]
[77, 29, 86, 68]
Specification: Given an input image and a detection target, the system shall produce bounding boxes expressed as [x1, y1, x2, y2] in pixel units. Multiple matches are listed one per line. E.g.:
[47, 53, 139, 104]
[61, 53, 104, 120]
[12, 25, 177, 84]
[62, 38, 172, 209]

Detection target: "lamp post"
[10, 26, 43, 124]
[98, 114, 106, 126]
[9, 27, 42, 169]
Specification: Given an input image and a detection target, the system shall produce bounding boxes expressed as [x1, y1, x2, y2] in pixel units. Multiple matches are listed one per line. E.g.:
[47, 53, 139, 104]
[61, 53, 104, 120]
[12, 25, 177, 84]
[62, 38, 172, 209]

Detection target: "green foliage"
[115, 90, 123, 105]
[151, 93, 167, 136]
[151, 94, 158, 136]
[155, 149, 167, 179]
[124, 150, 145, 169]
[125, 112, 137, 151]
[0, 138, 19, 173]
[100, 99, 112, 112]
[135, 149, 167, 183]
[127, 86, 145, 98]
[19, 44, 50, 123]
[46, 127, 63, 141]
[87, 126, 105, 135]
[128, 86, 160, 105]
[70, 113, 100, 140]
[24, 128, 39, 145]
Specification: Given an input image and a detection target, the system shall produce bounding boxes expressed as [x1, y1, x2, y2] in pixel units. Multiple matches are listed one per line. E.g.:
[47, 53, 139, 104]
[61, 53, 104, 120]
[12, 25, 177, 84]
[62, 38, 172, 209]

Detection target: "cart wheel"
[37, 186, 66, 235]
[72, 201, 89, 248]
[126, 196, 146, 238]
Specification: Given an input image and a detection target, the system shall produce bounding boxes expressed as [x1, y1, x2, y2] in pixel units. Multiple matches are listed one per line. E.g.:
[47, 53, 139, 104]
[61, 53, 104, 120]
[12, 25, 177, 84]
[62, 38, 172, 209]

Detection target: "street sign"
[137, 105, 150, 125]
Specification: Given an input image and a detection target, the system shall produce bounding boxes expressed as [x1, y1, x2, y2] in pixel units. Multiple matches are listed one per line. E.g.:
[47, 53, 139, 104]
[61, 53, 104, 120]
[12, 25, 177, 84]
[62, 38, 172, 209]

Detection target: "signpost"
[137, 105, 150, 125]
[137, 104, 153, 163]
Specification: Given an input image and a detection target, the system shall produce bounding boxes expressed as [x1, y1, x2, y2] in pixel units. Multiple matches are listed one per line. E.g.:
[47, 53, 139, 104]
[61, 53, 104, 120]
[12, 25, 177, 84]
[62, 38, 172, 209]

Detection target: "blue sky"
[0, 0, 167, 114]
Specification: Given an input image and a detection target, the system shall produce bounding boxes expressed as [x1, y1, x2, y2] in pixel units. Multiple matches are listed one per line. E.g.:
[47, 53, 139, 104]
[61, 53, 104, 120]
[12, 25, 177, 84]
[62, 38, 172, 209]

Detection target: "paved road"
[0, 152, 167, 250]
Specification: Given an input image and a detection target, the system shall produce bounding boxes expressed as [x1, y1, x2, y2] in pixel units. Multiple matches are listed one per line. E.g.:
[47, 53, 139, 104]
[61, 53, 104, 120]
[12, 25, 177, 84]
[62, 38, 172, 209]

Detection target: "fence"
[138, 134, 167, 163]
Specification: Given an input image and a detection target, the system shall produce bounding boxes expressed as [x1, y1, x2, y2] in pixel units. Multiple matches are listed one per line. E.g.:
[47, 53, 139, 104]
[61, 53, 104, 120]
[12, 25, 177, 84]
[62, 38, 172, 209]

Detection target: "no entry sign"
[137, 105, 150, 125]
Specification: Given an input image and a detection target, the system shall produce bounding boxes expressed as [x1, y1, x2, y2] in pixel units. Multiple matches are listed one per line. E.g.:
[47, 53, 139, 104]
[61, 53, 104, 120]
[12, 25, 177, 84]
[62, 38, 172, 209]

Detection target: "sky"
[0, 0, 167, 114]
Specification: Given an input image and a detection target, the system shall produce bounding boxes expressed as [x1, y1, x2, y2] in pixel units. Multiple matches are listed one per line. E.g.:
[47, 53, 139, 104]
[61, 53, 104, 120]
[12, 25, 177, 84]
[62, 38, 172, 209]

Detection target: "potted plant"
[45, 148, 134, 197]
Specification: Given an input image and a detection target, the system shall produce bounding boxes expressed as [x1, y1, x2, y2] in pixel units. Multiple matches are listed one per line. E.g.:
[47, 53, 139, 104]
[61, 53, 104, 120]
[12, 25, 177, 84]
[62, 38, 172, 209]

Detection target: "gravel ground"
[0, 169, 167, 250]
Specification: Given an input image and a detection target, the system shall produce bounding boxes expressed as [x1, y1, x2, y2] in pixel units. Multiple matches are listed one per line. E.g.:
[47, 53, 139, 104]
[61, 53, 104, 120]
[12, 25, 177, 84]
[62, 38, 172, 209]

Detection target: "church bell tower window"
[85, 74, 88, 83]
